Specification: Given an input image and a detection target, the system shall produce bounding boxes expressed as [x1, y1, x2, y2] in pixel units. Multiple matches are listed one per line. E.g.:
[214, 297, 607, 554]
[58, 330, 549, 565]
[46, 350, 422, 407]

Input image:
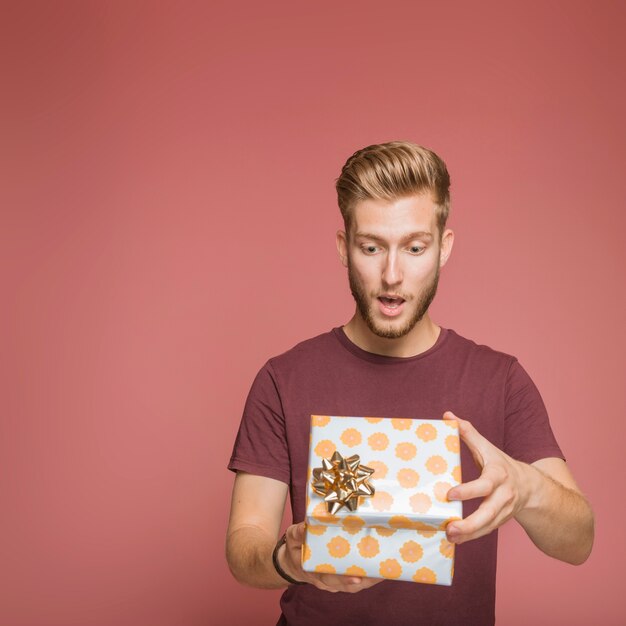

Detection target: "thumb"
[292, 521, 306, 544]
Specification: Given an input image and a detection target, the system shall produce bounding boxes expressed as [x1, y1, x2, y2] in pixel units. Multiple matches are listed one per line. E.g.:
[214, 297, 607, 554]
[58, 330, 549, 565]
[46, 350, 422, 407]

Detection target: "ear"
[336, 230, 349, 268]
[439, 228, 454, 268]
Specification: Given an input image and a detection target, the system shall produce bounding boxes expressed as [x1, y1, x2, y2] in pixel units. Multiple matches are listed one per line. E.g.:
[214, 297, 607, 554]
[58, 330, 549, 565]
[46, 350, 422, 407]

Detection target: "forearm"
[226, 525, 288, 589]
[515, 464, 594, 565]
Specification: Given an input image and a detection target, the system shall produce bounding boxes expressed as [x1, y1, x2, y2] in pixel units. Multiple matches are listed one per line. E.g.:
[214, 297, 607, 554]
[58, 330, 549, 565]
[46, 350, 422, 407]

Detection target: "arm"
[444, 412, 594, 565]
[515, 456, 594, 564]
[225, 471, 383, 592]
[226, 472, 289, 588]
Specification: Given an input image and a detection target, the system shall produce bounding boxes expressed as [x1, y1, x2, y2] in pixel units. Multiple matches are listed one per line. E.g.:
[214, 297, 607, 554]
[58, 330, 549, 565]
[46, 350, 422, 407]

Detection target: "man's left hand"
[444, 410, 532, 544]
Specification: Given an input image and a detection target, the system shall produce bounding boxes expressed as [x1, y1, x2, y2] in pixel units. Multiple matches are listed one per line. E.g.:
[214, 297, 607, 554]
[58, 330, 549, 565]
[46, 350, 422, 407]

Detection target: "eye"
[408, 245, 424, 254]
[362, 245, 380, 254]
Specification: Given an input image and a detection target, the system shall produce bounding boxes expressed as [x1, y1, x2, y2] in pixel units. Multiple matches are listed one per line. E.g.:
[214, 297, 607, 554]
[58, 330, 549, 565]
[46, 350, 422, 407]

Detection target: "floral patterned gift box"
[302, 415, 463, 585]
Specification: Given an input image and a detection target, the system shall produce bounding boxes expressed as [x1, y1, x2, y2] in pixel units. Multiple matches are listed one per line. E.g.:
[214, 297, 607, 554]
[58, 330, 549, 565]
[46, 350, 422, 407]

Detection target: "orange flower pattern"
[433, 481, 453, 503]
[368, 432, 389, 451]
[367, 460, 388, 479]
[312, 501, 339, 524]
[409, 492, 432, 514]
[357, 535, 380, 558]
[400, 540, 424, 563]
[439, 538, 454, 559]
[314, 439, 336, 458]
[425, 455, 448, 475]
[395, 442, 417, 461]
[379, 558, 403, 579]
[306, 523, 327, 536]
[365, 417, 383, 423]
[397, 468, 420, 488]
[345, 565, 367, 576]
[315, 563, 336, 574]
[391, 418, 412, 431]
[413, 567, 437, 584]
[452, 464, 462, 483]
[371, 491, 394, 511]
[340, 427, 362, 447]
[389, 515, 415, 530]
[311, 415, 330, 427]
[416, 423, 437, 442]
[342, 515, 366, 535]
[302, 543, 312, 562]
[327, 536, 351, 558]
[445, 435, 460, 453]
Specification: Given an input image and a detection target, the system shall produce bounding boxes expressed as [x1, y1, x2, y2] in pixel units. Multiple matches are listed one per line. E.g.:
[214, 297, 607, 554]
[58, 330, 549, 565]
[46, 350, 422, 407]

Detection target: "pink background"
[1, 1, 625, 624]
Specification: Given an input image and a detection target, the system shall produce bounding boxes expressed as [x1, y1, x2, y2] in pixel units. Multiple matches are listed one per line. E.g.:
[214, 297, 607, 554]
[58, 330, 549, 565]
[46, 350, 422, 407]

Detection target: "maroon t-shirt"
[228, 327, 563, 626]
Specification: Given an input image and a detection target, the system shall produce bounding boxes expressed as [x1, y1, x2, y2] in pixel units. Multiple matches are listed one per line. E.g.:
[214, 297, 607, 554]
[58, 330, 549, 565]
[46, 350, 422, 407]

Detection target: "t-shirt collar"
[332, 325, 449, 364]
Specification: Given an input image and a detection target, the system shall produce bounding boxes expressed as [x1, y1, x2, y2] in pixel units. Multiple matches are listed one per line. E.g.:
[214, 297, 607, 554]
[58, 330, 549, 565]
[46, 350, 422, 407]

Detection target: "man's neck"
[342, 313, 441, 358]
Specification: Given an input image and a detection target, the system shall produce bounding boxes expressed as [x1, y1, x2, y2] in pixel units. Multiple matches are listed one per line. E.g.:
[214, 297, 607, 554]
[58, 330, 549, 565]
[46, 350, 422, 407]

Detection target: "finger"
[315, 578, 340, 592]
[286, 522, 305, 547]
[444, 412, 483, 470]
[447, 489, 513, 544]
[340, 577, 384, 593]
[448, 461, 509, 501]
[319, 573, 380, 587]
[446, 504, 496, 543]
[315, 573, 382, 593]
[318, 573, 360, 586]
[313, 573, 356, 593]
[294, 522, 305, 542]
[454, 417, 489, 469]
[447, 475, 495, 501]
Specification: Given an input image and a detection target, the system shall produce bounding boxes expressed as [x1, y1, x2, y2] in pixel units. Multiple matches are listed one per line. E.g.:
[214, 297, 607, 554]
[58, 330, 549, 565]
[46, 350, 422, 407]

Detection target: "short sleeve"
[503, 359, 565, 464]
[227, 361, 291, 484]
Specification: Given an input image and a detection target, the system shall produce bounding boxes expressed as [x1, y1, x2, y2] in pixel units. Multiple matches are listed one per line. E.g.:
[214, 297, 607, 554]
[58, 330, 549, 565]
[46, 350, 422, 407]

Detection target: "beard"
[347, 258, 440, 340]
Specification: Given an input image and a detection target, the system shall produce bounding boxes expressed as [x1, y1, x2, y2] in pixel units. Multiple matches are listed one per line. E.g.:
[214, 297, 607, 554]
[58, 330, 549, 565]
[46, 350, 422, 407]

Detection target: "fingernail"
[447, 490, 459, 500]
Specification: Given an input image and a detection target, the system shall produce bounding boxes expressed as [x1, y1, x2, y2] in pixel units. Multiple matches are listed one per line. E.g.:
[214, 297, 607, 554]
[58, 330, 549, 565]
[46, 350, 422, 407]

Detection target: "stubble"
[347, 257, 440, 339]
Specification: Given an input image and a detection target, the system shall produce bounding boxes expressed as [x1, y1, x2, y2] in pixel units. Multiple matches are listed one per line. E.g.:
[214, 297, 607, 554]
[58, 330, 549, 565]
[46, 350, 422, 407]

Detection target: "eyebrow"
[354, 231, 434, 243]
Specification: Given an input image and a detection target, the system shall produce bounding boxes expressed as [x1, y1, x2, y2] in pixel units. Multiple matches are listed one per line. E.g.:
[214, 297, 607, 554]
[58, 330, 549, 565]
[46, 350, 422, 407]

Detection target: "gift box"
[302, 415, 463, 585]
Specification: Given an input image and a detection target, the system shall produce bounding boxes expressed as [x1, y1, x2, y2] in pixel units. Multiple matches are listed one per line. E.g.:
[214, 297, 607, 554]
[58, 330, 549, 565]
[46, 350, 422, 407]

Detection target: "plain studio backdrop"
[1, 1, 625, 625]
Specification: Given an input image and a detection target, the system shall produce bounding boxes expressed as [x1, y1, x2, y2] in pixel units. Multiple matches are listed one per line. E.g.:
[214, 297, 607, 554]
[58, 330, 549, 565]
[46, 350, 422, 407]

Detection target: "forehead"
[350, 194, 439, 240]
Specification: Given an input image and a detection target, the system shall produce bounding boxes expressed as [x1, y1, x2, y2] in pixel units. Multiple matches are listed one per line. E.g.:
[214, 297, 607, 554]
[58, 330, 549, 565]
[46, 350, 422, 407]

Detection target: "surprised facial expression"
[338, 194, 450, 340]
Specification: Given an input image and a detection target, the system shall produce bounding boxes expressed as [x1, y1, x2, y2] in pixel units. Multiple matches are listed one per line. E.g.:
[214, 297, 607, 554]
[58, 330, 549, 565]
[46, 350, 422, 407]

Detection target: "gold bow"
[311, 451, 375, 514]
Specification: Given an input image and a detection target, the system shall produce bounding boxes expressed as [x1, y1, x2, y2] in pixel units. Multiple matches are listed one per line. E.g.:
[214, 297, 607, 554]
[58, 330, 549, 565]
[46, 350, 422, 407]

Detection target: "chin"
[368, 316, 415, 340]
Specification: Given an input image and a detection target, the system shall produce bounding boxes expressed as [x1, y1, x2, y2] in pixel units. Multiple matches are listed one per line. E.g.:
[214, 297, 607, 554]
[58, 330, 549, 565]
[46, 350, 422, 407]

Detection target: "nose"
[382, 250, 402, 287]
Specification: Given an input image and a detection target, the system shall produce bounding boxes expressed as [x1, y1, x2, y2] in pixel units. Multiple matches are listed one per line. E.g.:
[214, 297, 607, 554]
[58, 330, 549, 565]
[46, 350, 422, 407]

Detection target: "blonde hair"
[335, 141, 450, 238]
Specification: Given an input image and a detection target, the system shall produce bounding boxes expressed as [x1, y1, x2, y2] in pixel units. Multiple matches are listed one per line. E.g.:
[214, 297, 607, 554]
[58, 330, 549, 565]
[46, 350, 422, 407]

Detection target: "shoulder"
[445, 328, 517, 362]
[443, 328, 519, 379]
[265, 328, 340, 373]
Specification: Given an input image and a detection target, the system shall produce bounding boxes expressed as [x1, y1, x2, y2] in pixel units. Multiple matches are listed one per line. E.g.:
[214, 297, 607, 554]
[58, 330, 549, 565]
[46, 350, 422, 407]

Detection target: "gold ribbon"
[311, 451, 375, 514]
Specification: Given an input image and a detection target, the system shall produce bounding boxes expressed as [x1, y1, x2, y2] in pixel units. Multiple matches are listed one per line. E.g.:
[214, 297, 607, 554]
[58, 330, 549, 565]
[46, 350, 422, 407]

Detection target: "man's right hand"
[278, 522, 383, 593]
[227, 473, 383, 592]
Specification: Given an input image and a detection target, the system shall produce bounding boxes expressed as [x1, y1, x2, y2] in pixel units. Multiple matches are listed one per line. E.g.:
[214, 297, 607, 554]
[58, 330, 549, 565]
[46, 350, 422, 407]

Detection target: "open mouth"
[377, 295, 406, 316]
[378, 296, 405, 309]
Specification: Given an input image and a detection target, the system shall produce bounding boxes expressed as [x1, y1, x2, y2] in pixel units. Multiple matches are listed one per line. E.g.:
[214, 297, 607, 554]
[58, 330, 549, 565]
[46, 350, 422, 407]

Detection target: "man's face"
[337, 194, 453, 340]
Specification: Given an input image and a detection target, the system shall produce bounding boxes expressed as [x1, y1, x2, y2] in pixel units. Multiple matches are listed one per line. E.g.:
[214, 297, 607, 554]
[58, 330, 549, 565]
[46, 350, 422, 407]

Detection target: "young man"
[226, 141, 594, 625]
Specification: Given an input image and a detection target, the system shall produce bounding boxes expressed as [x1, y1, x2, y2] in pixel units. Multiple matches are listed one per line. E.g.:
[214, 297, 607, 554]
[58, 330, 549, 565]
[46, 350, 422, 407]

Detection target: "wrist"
[272, 533, 305, 586]
[517, 461, 544, 514]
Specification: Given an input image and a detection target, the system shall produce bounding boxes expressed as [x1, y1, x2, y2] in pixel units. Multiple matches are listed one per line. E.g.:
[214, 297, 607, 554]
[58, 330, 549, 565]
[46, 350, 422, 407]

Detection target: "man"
[226, 141, 594, 625]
